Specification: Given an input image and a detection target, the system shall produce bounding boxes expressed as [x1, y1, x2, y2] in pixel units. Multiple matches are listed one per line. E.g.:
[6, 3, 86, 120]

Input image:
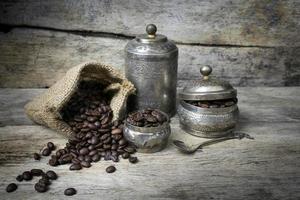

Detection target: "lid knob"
[200, 65, 212, 80]
[146, 24, 157, 38]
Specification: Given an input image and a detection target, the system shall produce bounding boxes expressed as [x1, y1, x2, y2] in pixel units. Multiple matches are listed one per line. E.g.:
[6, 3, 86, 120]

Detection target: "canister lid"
[179, 66, 237, 101]
[125, 24, 177, 55]
[136, 24, 167, 43]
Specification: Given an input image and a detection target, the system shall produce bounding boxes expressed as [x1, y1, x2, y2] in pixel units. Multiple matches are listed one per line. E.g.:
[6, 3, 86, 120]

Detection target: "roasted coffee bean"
[88, 150, 98, 156]
[127, 109, 167, 127]
[22, 171, 32, 181]
[118, 139, 127, 146]
[34, 183, 47, 193]
[31, 169, 43, 176]
[72, 158, 81, 164]
[46, 170, 57, 180]
[79, 148, 89, 155]
[49, 158, 58, 166]
[81, 161, 91, 168]
[122, 152, 130, 159]
[69, 164, 82, 170]
[129, 156, 138, 164]
[111, 155, 119, 162]
[47, 142, 55, 151]
[42, 148, 51, 156]
[111, 128, 122, 135]
[6, 183, 17, 193]
[64, 188, 77, 196]
[16, 175, 23, 182]
[124, 146, 136, 154]
[39, 178, 50, 186]
[91, 154, 101, 162]
[91, 136, 99, 145]
[33, 153, 41, 160]
[106, 165, 116, 173]
[84, 156, 93, 163]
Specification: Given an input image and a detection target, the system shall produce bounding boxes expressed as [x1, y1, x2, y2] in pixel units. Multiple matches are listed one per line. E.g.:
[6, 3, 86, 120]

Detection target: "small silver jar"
[123, 111, 171, 153]
[125, 24, 178, 117]
[178, 66, 239, 138]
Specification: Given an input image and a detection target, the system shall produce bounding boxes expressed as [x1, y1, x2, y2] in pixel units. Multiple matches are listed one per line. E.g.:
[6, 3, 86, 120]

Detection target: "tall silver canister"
[125, 24, 178, 116]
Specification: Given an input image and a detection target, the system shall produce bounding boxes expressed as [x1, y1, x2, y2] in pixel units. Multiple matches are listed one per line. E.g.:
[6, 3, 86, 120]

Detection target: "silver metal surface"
[178, 100, 239, 138]
[123, 112, 171, 153]
[179, 66, 237, 101]
[125, 24, 178, 116]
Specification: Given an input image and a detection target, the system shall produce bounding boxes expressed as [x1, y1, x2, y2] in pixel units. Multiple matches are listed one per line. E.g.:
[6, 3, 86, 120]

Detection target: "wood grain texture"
[0, 122, 299, 200]
[0, 0, 300, 47]
[0, 88, 299, 199]
[1, 87, 300, 127]
[1, 28, 299, 88]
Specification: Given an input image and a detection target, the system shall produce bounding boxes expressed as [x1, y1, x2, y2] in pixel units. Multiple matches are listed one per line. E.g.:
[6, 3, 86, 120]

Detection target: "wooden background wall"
[0, 0, 299, 88]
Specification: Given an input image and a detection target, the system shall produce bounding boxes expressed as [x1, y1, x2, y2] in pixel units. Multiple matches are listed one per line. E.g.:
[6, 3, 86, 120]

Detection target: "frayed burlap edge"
[24, 62, 135, 138]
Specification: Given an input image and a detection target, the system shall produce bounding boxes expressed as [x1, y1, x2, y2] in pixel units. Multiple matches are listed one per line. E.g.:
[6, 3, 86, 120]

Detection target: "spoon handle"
[193, 136, 237, 150]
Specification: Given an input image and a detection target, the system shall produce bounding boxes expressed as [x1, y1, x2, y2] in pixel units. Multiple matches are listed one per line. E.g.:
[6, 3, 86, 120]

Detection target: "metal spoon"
[173, 132, 253, 154]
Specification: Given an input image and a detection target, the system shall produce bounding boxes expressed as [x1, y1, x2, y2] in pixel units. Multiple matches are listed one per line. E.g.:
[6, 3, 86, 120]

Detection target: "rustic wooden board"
[0, 0, 300, 47]
[1, 87, 300, 127]
[1, 28, 299, 88]
[0, 122, 299, 200]
[0, 87, 299, 199]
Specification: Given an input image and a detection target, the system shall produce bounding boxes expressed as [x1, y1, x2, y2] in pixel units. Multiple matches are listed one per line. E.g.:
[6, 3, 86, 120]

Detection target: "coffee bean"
[47, 142, 55, 151]
[6, 183, 17, 193]
[79, 148, 89, 155]
[46, 170, 57, 180]
[118, 139, 127, 146]
[124, 146, 136, 154]
[84, 155, 93, 163]
[42, 148, 51, 156]
[33, 153, 41, 160]
[111, 128, 122, 135]
[106, 165, 116, 173]
[69, 163, 82, 170]
[16, 175, 23, 182]
[122, 152, 130, 159]
[127, 109, 167, 127]
[81, 161, 91, 168]
[39, 178, 50, 186]
[31, 169, 43, 176]
[111, 155, 119, 162]
[91, 154, 101, 162]
[49, 158, 58, 166]
[64, 188, 77, 196]
[88, 150, 98, 156]
[22, 171, 32, 181]
[91, 136, 99, 145]
[34, 183, 47, 193]
[129, 156, 138, 164]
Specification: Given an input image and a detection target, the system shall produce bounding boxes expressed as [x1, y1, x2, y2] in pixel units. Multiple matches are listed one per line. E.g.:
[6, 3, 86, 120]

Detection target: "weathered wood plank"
[1, 28, 299, 88]
[1, 87, 300, 127]
[0, 0, 300, 47]
[0, 122, 299, 200]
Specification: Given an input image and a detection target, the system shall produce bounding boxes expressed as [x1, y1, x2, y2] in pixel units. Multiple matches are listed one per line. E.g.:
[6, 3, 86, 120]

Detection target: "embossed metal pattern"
[178, 101, 239, 138]
[125, 27, 178, 116]
[123, 120, 171, 153]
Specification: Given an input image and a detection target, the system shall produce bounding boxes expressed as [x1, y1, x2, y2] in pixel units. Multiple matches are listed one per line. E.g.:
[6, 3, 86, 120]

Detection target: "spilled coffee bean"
[126, 109, 167, 127]
[6, 183, 17, 193]
[106, 165, 116, 173]
[22, 171, 32, 181]
[31, 169, 43, 176]
[42, 148, 51, 156]
[16, 175, 23, 182]
[34, 183, 47, 193]
[64, 188, 77, 196]
[129, 156, 138, 164]
[46, 170, 57, 180]
[33, 153, 40, 160]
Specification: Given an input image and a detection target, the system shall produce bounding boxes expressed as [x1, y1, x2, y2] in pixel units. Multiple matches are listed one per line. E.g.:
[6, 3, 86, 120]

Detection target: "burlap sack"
[25, 62, 135, 138]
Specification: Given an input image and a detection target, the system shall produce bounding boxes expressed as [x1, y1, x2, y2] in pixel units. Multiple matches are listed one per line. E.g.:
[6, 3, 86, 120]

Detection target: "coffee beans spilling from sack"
[48, 81, 137, 170]
[126, 108, 168, 127]
[185, 98, 238, 108]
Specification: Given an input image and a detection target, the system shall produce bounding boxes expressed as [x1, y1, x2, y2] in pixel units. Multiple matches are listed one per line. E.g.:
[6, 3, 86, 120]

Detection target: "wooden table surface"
[0, 87, 299, 200]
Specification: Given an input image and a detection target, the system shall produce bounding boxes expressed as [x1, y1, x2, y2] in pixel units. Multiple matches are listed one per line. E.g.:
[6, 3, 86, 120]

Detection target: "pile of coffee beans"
[47, 81, 137, 170]
[126, 108, 167, 127]
[6, 169, 58, 193]
[185, 98, 238, 108]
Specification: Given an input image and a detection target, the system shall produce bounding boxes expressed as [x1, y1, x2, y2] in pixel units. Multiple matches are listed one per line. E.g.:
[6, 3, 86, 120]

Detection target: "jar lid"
[136, 24, 168, 43]
[125, 24, 177, 55]
[179, 66, 237, 101]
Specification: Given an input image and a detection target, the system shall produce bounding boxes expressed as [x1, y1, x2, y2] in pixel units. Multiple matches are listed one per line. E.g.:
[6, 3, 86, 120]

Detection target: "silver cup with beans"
[123, 109, 171, 153]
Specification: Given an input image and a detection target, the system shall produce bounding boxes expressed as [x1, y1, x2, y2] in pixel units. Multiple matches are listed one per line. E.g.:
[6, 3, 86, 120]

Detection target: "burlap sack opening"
[25, 62, 135, 138]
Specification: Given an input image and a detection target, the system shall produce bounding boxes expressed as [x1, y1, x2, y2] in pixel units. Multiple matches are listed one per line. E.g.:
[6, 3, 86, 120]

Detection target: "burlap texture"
[24, 62, 135, 138]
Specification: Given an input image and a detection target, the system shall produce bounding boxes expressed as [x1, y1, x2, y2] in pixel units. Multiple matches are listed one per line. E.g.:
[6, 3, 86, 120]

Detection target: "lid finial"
[200, 66, 212, 80]
[146, 24, 157, 38]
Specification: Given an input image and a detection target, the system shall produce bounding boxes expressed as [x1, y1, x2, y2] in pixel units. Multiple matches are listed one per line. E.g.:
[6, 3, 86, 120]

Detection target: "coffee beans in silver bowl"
[123, 109, 171, 153]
